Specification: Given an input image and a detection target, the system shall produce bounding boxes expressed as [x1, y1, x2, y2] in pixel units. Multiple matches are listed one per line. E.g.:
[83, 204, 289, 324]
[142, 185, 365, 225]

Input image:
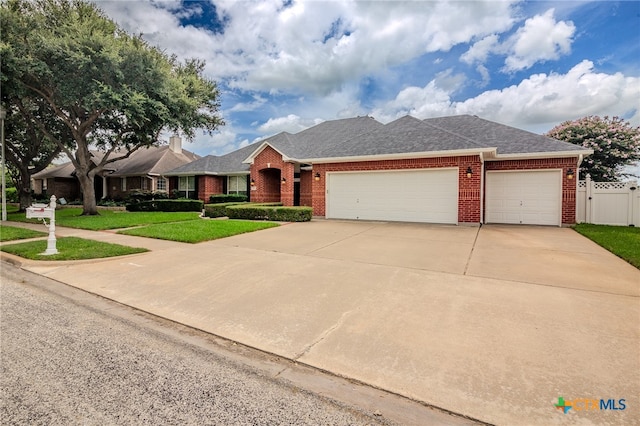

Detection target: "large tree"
[1, 0, 223, 214]
[2, 101, 66, 210]
[546, 116, 640, 181]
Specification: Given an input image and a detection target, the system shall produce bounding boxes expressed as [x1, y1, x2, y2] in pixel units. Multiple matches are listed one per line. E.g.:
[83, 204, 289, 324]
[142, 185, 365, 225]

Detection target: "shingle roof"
[32, 145, 199, 179]
[32, 162, 77, 179]
[269, 116, 384, 159]
[108, 145, 199, 176]
[424, 115, 585, 154]
[163, 114, 591, 176]
[317, 115, 485, 159]
[165, 141, 263, 175]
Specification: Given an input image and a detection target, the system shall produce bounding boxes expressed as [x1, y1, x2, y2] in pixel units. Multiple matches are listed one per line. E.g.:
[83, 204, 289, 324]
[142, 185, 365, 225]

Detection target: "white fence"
[577, 176, 639, 226]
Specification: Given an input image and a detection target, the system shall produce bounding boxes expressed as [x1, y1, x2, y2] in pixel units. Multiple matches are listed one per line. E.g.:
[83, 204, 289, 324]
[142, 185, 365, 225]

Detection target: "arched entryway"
[257, 168, 281, 203]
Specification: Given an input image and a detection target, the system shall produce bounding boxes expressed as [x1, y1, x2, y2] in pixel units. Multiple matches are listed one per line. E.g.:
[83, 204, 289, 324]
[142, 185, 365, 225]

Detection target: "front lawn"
[8, 208, 200, 230]
[0, 225, 47, 242]
[0, 237, 148, 261]
[574, 224, 640, 269]
[118, 219, 279, 243]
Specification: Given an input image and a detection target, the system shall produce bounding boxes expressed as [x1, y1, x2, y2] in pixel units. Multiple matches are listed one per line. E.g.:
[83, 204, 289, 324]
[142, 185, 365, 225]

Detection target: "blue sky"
[96, 0, 640, 162]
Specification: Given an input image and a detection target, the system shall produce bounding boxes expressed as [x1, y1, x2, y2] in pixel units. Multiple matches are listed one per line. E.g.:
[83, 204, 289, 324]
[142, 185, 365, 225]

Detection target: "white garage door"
[327, 169, 458, 223]
[485, 170, 561, 226]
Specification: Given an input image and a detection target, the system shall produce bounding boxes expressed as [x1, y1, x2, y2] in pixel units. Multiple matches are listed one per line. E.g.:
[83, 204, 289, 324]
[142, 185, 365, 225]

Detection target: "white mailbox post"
[26, 195, 58, 255]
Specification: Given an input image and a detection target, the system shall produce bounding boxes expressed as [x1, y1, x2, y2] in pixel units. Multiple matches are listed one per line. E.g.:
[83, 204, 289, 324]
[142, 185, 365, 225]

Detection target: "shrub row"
[203, 202, 283, 218]
[126, 199, 203, 212]
[209, 194, 248, 204]
[203, 202, 247, 218]
[226, 205, 312, 222]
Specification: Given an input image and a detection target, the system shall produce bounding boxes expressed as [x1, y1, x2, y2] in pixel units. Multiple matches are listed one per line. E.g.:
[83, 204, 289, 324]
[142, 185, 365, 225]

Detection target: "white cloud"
[476, 64, 491, 87]
[373, 60, 640, 132]
[100, 0, 518, 95]
[503, 8, 575, 72]
[257, 114, 323, 135]
[461, 34, 499, 64]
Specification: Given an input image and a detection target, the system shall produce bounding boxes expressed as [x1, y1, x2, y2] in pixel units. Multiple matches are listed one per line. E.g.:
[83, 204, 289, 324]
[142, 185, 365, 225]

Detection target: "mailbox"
[25, 195, 59, 255]
[26, 204, 54, 219]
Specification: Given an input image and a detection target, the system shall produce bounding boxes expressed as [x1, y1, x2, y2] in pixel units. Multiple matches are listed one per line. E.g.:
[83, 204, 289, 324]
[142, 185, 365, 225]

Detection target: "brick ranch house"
[165, 115, 592, 226]
[32, 136, 198, 202]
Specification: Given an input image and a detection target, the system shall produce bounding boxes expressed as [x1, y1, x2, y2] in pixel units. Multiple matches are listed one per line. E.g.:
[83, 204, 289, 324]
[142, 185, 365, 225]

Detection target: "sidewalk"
[2, 220, 639, 425]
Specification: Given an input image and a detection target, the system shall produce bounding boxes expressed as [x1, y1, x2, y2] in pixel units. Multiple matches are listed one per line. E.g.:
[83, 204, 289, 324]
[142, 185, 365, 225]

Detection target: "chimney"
[169, 135, 182, 154]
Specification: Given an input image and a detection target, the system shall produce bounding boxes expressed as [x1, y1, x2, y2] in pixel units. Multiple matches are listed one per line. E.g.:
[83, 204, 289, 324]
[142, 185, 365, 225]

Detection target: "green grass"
[1, 204, 20, 215]
[118, 219, 279, 243]
[574, 224, 640, 269]
[8, 208, 200, 230]
[0, 225, 47, 242]
[0, 237, 148, 261]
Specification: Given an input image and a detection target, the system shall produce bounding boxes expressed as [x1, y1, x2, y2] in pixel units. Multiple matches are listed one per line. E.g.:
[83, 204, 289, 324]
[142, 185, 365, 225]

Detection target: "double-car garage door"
[327, 169, 458, 224]
[326, 168, 563, 226]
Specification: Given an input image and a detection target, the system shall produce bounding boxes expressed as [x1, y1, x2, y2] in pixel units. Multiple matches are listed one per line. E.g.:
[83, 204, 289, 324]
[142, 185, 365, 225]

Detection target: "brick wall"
[197, 175, 224, 202]
[249, 146, 295, 205]
[299, 170, 313, 207]
[48, 178, 80, 201]
[485, 157, 578, 224]
[311, 155, 482, 223]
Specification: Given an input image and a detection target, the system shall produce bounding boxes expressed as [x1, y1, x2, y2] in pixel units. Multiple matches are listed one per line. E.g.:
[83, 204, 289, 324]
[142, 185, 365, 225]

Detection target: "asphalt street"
[0, 264, 390, 426]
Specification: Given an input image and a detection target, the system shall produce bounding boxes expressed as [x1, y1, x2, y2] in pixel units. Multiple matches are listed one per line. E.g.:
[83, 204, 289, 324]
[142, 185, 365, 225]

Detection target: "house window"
[141, 178, 148, 191]
[156, 177, 167, 192]
[121, 177, 127, 191]
[42, 179, 48, 191]
[227, 175, 247, 195]
[178, 176, 196, 198]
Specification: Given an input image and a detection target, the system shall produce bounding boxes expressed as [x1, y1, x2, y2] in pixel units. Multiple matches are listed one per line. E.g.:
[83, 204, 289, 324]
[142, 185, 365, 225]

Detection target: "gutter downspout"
[479, 152, 485, 224]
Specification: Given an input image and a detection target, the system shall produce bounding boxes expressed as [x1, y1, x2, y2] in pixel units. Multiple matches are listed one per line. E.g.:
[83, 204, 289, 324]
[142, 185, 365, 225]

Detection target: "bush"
[226, 205, 312, 222]
[4, 187, 19, 203]
[126, 199, 203, 212]
[203, 202, 247, 218]
[98, 199, 126, 207]
[209, 194, 248, 204]
[127, 190, 170, 203]
[203, 202, 282, 218]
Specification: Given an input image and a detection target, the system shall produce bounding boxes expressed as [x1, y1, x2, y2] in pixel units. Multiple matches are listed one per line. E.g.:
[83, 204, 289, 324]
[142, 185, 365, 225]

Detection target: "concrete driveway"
[11, 220, 640, 425]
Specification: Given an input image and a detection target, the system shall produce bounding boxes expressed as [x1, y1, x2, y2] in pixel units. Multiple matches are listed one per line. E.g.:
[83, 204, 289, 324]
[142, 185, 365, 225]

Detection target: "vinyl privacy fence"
[577, 176, 639, 226]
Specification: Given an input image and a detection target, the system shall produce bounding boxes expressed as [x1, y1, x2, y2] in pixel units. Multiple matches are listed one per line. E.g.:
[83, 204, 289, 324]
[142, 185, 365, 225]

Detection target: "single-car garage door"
[327, 168, 458, 223]
[485, 170, 561, 226]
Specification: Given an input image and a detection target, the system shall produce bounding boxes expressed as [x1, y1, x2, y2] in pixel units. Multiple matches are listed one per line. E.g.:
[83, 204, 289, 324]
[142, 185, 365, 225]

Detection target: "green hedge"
[203, 202, 247, 218]
[226, 205, 312, 222]
[126, 199, 203, 212]
[203, 202, 283, 218]
[209, 194, 248, 204]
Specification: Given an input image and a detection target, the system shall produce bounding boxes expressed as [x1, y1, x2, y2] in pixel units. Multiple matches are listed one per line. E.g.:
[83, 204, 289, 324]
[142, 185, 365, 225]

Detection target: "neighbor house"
[32, 136, 198, 202]
[165, 115, 592, 226]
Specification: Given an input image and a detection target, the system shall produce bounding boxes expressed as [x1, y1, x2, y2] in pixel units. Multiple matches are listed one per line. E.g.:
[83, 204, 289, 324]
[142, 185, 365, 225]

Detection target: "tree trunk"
[77, 172, 99, 215]
[15, 165, 33, 211]
[18, 187, 32, 212]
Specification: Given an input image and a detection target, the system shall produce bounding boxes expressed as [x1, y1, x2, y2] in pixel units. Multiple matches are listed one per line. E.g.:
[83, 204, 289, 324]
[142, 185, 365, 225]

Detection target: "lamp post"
[1, 107, 7, 222]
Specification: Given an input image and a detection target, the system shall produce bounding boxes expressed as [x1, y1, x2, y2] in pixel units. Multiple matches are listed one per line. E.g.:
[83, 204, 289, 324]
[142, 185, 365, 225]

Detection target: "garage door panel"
[486, 170, 561, 226]
[328, 169, 458, 224]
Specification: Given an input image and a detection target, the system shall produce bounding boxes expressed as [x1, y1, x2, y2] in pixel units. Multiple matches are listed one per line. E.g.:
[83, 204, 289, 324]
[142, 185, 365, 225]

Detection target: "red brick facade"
[299, 170, 313, 207]
[246, 147, 579, 225]
[485, 157, 578, 224]
[249, 146, 295, 205]
[197, 175, 224, 201]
